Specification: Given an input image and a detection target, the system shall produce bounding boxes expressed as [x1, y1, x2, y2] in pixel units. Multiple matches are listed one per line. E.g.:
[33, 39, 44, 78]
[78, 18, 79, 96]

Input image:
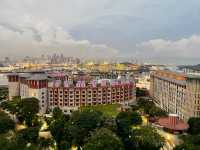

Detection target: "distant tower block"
[7, 74, 20, 100]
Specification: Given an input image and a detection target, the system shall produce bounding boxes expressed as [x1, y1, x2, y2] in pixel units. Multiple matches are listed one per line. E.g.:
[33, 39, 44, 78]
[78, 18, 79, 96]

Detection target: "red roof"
[157, 117, 189, 131]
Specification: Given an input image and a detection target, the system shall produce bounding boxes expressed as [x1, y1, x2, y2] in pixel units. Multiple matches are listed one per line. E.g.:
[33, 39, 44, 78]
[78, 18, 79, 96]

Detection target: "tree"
[102, 117, 117, 133]
[148, 106, 167, 117]
[130, 126, 165, 150]
[131, 105, 140, 112]
[0, 87, 8, 101]
[137, 98, 167, 117]
[52, 107, 63, 119]
[83, 128, 124, 150]
[174, 143, 200, 150]
[0, 111, 15, 134]
[0, 97, 21, 114]
[38, 137, 54, 150]
[174, 134, 200, 150]
[131, 112, 143, 126]
[188, 117, 200, 134]
[116, 111, 142, 138]
[16, 127, 39, 145]
[49, 117, 71, 150]
[17, 97, 39, 126]
[70, 110, 103, 130]
[136, 87, 148, 97]
[137, 98, 154, 114]
[0, 136, 24, 150]
[69, 110, 103, 148]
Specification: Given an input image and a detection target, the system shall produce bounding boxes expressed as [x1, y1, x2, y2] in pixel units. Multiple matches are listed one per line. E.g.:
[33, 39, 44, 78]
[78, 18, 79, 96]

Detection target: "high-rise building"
[150, 70, 200, 121]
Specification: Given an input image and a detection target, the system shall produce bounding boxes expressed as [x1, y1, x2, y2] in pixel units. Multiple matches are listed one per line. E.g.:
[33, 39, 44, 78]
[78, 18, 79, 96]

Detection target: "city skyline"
[0, 0, 200, 64]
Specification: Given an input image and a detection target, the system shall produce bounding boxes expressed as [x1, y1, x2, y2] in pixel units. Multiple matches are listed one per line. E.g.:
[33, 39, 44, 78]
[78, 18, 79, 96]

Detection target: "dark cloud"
[0, 22, 24, 34]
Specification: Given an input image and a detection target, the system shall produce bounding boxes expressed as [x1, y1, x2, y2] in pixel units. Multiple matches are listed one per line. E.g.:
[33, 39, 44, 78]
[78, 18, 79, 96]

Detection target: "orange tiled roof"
[157, 117, 189, 131]
[153, 70, 186, 81]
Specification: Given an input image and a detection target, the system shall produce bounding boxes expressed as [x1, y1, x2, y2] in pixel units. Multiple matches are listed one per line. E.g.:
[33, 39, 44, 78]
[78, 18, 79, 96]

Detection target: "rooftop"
[157, 116, 189, 131]
[27, 74, 48, 80]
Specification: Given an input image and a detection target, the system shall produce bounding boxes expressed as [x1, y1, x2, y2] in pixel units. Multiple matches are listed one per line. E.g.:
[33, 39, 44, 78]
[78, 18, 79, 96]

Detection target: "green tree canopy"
[83, 128, 124, 150]
[136, 87, 148, 97]
[174, 143, 200, 150]
[0, 111, 15, 134]
[52, 107, 63, 119]
[188, 117, 200, 135]
[0, 136, 24, 150]
[116, 111, 142, 138]
[0, 97, 21, 114]
[174, 134, 200, 150]
[17, 97, 39, 126]
[16, 127, 39, 145]
[148, 106, 167, 117]
[49, 114, 72, 150]
[0, 87, 8, 101]
[38, 137, 54, 150]
[130, 126, 165, 150]
[69, 110, 103, 147]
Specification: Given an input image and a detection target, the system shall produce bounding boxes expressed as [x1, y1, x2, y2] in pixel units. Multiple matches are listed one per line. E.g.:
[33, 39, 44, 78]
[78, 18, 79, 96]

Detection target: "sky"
[0, 0, 200, 64]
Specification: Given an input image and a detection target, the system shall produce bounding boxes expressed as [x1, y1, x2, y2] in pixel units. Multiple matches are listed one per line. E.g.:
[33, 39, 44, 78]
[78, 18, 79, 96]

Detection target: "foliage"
[136, 87, 148, 97]
[1, 97, 40, 126]
[102, 117, 117, 133]
[131, 105, 140, 112]
[83, 128, 124, 150]
[174, 143, 200, 150]
[0, 111, 15, 134]
[130, 126, 165, 150]
[69, 109, 103, 147]
[116, 111, 142, 138]
[0, 87, 8, 101]
[0, 136, 24, 150]
[174, 134, 200, 150]
[0, 97, 21, 114]
[49, 118, 71, 150]
[16, 127, 39, 145]
[137, 98, 167, 117]
[188, 117, 200, 134]
[17, 97, 39, 126]
[49, 108, 72, 150]
[137, 98, 154, 113]
[52, 107, 63, 119]
[148, 106, 167, 117]
[38, 137, 54, 150]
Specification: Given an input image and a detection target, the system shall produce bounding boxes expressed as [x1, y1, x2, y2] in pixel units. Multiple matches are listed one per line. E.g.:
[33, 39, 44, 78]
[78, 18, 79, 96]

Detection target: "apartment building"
[7, 72, 135, 114]
[150, 70, 200, 121]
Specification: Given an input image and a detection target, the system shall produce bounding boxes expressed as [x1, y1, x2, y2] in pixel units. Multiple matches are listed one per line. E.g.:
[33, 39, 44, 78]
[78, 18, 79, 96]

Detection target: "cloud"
[0, 16, 118, 59]
[136, 35, 200, 59]
[0, 0, 200, 63]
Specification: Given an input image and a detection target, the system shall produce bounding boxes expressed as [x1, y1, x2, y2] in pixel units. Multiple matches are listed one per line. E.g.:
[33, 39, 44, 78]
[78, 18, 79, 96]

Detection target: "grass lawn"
[80, 104, 121, 118]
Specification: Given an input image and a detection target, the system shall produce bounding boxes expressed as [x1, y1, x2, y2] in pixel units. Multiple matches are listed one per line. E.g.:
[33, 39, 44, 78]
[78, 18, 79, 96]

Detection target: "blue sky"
[0, 0, 200, 64]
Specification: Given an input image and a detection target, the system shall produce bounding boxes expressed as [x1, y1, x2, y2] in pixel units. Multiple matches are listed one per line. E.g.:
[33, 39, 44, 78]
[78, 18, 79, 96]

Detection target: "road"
[157, 129, 182, 150]
[142, 115, 182, 150]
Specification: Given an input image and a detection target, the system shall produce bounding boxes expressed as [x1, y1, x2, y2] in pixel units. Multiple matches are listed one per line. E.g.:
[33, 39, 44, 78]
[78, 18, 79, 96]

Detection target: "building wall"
[20, 83, 29, 99]
[8, 82, 20, 100]
[184, 78, 200, 121]
[150, 71, 200, 122]
[26, 88, 47, 113]
[47, 84, 135, 114]
[8, 75, 20, 100]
